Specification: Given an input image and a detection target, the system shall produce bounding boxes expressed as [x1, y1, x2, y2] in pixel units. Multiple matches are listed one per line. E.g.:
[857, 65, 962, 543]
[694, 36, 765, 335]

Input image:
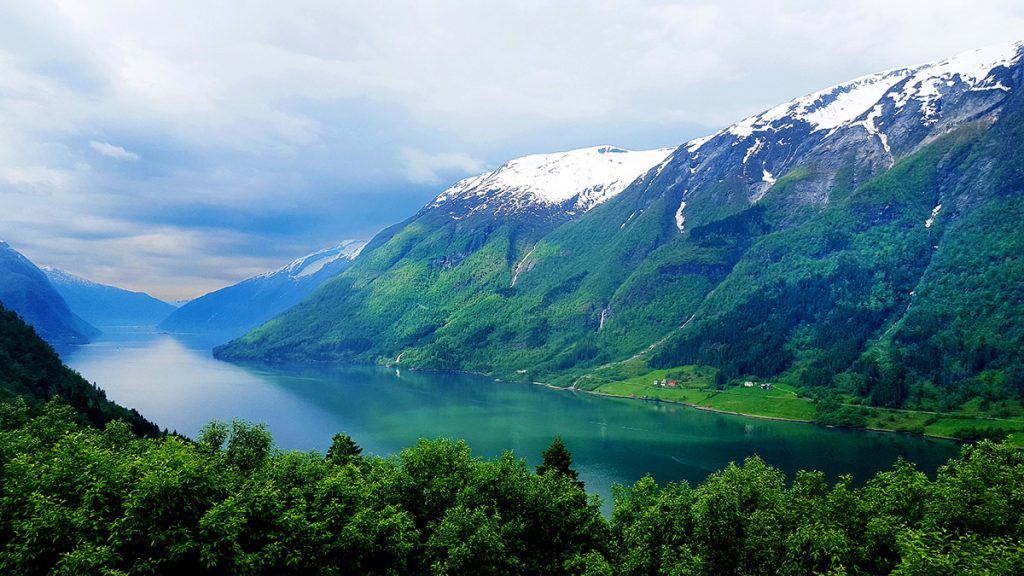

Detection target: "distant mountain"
[0, 241, 98, 347]
[43, 267, 175, 328]
[219, 42, 1024, 411]
[159, 241, 366, 343]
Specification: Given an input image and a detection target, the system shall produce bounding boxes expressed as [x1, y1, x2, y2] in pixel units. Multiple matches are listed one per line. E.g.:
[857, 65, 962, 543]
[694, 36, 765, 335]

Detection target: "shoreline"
[218, 351, 984, 445]
[527, 378, 970, 443]
[387, 362, 974, 443]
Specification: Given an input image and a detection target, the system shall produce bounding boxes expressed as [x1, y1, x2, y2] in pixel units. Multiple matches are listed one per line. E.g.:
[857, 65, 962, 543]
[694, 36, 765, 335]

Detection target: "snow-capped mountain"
[646, 41, 1024, 230]
[427, 145, 673, 220]
[0, 242, 98, 347]
[42, 267, 175, 328]
[255, 241, 366, 281]
[159, 240, 366, 344]
[725, 42, 1019, 140]
[217, 38, 1024, 398]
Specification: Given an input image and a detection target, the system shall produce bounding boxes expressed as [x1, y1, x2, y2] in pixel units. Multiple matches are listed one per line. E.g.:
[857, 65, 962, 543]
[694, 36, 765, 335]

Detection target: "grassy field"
[592, 369, 817, 421]
[589, 364, 1024, 445]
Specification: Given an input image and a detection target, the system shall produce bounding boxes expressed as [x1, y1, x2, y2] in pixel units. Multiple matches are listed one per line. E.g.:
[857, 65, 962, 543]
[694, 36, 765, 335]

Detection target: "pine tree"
[326, 432, 363, 465]
[537, 437, 583, 489]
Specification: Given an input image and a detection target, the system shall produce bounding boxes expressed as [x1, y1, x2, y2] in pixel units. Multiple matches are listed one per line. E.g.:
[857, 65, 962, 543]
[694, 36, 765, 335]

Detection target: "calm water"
[64, 328, 961, 511]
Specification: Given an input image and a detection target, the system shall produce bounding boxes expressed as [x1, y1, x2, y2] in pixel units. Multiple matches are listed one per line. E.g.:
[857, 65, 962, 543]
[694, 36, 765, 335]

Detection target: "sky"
[2, 1, 1023, 300]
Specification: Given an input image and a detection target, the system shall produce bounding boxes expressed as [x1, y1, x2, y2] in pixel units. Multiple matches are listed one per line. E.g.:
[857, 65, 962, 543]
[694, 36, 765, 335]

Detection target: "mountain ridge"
[159, 240, 366, 343]
[427, 145, 673, 220]
[0, 241, 99, 348]
[43, 267, 176, 328]
[217, 41, 1024, 413]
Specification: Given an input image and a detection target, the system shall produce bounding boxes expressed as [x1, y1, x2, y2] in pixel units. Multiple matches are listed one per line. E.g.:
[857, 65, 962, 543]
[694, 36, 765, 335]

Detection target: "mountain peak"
[699, 40, 1024, 146]
[161, 240, 367, 342]
[429, 145, 673, 218]
[40, 266, 97, 288]
[260, 240, 367, 281]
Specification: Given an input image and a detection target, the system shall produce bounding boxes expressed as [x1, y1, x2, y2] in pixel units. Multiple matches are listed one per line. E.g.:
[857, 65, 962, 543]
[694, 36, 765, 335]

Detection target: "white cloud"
[1, 0, 1024, 296]
[400, 147, 486, 185]
[89, 140, 140, 161]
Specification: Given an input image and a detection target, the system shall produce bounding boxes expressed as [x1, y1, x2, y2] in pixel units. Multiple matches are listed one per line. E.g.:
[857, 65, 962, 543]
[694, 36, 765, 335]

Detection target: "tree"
[225, 419, 272, 471]
[198, 420, 229, 452]
[537, 437, 583, 489]
[326, 432, 362, 466]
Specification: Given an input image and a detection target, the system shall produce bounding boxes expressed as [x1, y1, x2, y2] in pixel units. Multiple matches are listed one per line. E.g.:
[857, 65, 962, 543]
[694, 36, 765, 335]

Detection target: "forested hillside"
[217, 43, 1024, 415]
[0, 302, 156, 436]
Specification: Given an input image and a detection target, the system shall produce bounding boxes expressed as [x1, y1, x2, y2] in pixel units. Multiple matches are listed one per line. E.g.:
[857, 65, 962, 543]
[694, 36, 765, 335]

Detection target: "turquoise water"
[65, 328, 961, 510]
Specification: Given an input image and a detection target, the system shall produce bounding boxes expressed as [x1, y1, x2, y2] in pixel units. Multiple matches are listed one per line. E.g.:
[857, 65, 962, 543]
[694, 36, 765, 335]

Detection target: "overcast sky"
[2, 1, 1023, 300]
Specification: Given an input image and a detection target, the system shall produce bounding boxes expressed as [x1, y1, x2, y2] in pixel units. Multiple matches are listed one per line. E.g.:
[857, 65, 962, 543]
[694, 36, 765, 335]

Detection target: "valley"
[2, 12, 1024, 572]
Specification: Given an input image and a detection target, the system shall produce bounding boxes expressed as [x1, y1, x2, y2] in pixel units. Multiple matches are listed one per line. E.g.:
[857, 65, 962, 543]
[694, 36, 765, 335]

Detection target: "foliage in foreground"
[2, 400, 1024, 575]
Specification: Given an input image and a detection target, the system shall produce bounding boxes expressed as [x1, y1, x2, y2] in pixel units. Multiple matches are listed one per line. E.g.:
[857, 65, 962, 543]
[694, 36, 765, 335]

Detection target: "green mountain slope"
[649, 125, 985, 388]
[0, 302, 157, 436]
[218, 44, 1024, 411]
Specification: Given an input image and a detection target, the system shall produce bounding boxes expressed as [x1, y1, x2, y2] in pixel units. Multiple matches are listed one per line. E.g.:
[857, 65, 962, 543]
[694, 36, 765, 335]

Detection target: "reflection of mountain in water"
[67, 328, 959, 514]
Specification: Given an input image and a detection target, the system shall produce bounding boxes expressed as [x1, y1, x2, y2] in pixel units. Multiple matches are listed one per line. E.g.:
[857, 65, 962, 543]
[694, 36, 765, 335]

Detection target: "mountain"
[218, 42, 1024, 411]
[0, 241, 99, 347]
[159, 241, 366, 343]
[43, 267, 176, 328]
[428, 145, 674, 220]
[0, 300, 157, 435]
[215, 145, 671, 362]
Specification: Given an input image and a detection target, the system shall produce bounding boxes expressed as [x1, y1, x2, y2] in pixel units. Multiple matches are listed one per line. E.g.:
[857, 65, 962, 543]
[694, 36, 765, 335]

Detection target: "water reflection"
[65, 328, 962, 511]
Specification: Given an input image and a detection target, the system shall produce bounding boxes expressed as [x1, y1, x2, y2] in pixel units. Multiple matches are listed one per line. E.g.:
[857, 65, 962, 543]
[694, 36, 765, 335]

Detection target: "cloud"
[1, 0, 1023, 298]
[400, 147, 486, 185]
[89, 140, 139, 161]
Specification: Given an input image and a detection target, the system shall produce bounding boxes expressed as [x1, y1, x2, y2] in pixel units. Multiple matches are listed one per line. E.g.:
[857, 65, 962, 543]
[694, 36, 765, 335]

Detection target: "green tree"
[6, 397, 1024, 575]
[537, 436, 583, 489]
[224, 419, 272, 471]
[326, 432, 363, 466]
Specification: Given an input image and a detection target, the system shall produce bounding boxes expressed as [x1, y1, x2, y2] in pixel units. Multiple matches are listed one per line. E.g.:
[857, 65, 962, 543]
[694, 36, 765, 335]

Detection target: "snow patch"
[674, 200, 687, 232]
[429, 145, 672, 215]
[259, 240, 366, 281]
[727, 68, 913, 138]
[685, 134, 714, 153]
[620, 209, 643, 229]
[743, 138, 764, 165]
[652, 155, 675, 180]
[722, 41, 1022, 139]
[925, 204, 942, 228]
[858, 103, 891, 156]
[890, 42, 1023, 123]
[762, 167, 776, 186]
[293, 254, 340, 279]
[800, 71, 910, 131]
